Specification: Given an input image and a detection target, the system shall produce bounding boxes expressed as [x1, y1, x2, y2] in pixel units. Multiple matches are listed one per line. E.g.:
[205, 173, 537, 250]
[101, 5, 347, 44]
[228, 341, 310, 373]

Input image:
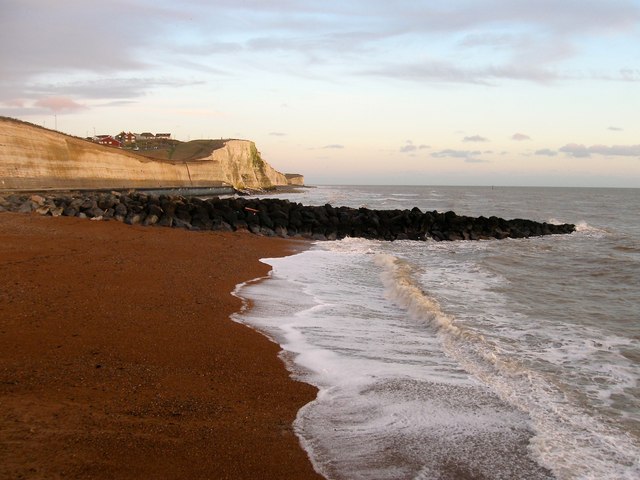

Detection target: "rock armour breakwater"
[0, 192, 575, 241]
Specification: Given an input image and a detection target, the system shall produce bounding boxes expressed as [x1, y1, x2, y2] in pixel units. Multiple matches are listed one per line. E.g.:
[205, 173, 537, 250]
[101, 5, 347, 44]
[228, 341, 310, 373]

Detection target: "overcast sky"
[1, 0, 639, 186]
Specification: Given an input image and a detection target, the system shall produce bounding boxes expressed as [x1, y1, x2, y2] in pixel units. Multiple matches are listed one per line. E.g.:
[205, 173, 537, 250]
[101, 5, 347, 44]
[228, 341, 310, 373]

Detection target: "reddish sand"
[0, 212, 322, 479]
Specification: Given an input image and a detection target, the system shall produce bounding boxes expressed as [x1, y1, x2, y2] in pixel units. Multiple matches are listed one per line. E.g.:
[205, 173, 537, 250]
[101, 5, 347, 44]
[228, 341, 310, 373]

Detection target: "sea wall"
[0, 118, 290, 191]
[0, 192, 576, 241]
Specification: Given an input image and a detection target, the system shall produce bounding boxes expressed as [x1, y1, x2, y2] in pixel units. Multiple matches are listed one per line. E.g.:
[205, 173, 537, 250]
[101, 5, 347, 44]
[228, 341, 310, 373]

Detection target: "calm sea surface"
[234, 186, 640, 480]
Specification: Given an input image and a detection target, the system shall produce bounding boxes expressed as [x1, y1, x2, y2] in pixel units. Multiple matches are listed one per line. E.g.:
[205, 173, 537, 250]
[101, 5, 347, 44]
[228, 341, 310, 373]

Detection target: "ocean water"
[233, 186, 640, 480]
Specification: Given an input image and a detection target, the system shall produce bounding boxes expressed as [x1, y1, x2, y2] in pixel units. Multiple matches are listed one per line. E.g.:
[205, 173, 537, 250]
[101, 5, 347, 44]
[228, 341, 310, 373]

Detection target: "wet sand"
[0, 212, 322, 479]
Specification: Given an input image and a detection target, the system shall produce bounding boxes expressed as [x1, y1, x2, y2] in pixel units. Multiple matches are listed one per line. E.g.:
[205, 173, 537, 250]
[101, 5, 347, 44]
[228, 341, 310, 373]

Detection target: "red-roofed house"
[97, 135, 122, 148]
[116, 131, 136, 144]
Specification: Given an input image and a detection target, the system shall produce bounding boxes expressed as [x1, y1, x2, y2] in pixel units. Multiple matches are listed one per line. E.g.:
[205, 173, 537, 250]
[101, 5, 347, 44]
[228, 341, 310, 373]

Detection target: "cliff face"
[191, 141, 290, 190]
[285, 174, 305, 186]
[0, 118, 292, 191]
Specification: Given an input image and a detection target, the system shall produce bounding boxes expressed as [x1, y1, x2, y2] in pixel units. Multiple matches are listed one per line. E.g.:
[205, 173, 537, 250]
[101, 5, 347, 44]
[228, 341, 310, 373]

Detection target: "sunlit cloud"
[34, 96, 88, 113]
[2, 98, 27, 108]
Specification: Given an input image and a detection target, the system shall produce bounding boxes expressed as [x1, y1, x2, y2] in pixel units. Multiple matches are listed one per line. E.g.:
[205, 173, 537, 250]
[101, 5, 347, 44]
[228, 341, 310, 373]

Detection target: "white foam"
[371, 246, 640, 480]
[232, 184, 640, 479]
[573, 220, 611, 237]
[234, 242, 557, 479]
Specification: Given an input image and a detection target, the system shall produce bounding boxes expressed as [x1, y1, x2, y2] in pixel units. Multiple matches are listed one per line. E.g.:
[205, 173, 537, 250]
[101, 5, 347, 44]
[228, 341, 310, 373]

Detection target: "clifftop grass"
[138, 139, 229, 162]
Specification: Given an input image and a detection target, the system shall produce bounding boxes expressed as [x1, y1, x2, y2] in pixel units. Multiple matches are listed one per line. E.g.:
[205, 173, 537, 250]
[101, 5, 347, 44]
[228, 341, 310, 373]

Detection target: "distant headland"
[0, 116, 304, 192]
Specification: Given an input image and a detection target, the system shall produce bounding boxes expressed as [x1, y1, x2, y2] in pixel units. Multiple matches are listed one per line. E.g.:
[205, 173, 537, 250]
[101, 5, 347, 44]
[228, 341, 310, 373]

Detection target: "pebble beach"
[0, 212, 321, 479]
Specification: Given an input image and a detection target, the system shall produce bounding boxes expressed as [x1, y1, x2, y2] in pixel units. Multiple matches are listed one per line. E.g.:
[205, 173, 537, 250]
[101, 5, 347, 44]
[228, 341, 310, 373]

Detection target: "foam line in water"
[234, 245, 556, 479]
[574, 221, 611, 236]
[373, 251, 640, 479]
[374, 253, 497, 356]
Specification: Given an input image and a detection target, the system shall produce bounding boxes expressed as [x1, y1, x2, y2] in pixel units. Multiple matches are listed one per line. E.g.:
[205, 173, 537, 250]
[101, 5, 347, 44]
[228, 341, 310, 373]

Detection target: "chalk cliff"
[285, 174, 305, 186]
[0, 117, 299, 191]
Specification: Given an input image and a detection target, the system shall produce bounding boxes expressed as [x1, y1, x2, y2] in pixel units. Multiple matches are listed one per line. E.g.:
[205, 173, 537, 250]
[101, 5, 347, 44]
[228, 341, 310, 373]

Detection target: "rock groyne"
[1, 192, 576, 241]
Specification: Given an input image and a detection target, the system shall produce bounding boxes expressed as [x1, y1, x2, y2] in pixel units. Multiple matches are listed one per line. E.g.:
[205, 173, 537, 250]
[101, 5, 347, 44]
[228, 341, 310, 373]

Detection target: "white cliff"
[0, 117, 299, 191]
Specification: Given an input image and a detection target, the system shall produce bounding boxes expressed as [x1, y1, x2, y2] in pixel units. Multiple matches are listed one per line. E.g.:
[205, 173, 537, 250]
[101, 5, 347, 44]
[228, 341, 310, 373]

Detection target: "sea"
[232, 185, 640, 480]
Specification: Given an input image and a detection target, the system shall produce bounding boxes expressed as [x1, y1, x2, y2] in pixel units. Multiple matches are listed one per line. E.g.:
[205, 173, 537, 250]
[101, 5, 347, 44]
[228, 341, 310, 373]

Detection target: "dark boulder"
[5, 191, 575, 242]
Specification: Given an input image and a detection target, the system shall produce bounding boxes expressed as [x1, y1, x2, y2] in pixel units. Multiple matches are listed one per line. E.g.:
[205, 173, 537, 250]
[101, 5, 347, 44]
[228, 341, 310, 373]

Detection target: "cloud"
[559, 143, 640, 157]
[363, 56, 640, 86]
[608, 126, 623, 131]
[2, 98, 26, 108]
[463, 135, 489, 142]
[2, 0, 639, 119]
[362, 54, 567, 85]
[559, 144, 591, 157]
[30, 77, 205, 100]
[400, 144, 417, 153]
[269, 132, 286, 136]
[619, 68, 640, 82]
[357, 1, 640, 85]
[0, 1, 154, 79]
[590, 69, 640, 83]
[398, 1, 640, 36]
[535, 148, 558, 157]
[34, 96, 88, 113]
[431, 149, 488, 163]
[0, 1, 209, 107]
[322, 144, 344, 149]
[459, 32, 518, 49]
[400, 140, 430, 153]
[97, 100, 139, 108]
[511, 133, 531, 141]
[432, 149, 473, 159]
[586, 144, 640, 156]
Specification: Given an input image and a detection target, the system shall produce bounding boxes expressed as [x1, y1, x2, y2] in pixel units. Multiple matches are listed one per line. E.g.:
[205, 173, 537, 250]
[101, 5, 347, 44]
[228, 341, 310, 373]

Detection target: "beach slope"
[0, 213, 321, 479]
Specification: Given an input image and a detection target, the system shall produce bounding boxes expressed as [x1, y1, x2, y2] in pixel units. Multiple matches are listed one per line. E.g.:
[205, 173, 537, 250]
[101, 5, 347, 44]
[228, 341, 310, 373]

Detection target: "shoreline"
[0, 212, 322, 479]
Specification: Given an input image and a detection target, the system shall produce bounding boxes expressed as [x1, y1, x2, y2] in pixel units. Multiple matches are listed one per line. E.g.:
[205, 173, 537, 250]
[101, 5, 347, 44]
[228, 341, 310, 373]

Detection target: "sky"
[1, 0, 639, 187]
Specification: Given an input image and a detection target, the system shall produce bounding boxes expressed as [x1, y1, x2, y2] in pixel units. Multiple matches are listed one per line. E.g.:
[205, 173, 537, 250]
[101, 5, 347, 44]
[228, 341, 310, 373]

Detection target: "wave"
[373, 253, 528, 382]
[614, 244, 640, 254]
[381, 197, 408, 203]
[374, 254, 473, 341]
[373, 253, 640, 480]
[574, 221, 611, 236]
